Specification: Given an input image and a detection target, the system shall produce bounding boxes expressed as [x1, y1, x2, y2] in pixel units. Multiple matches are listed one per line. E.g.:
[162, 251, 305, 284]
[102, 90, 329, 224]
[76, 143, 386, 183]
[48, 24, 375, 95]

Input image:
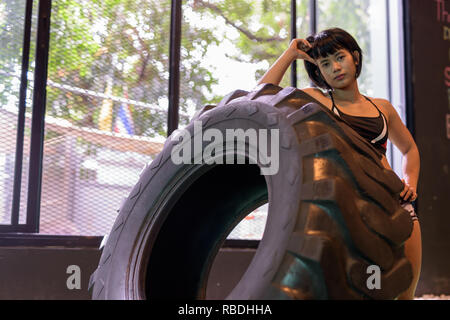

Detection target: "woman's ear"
[353, 50, 360, 65]
[315, 68, 323, 79]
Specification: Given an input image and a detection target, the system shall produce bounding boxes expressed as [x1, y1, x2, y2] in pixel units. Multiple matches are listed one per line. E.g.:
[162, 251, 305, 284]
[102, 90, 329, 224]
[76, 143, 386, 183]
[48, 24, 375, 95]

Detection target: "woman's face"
[315, 48, 359, 89]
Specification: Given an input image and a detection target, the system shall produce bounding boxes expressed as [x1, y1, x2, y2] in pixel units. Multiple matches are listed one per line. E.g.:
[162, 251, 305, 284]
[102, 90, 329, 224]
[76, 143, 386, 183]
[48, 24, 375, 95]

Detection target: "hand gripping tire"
[89, 83, 414, 300]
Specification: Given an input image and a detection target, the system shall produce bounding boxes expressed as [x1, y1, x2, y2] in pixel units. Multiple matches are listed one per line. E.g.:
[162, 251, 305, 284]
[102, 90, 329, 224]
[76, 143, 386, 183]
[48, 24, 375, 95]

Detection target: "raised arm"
[257, 38, 316, 86]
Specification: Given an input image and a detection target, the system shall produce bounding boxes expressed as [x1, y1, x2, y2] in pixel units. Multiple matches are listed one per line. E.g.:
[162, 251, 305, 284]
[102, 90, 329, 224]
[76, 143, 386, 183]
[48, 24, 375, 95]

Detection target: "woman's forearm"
[402, 145, 420, 191]
[257, 48, 297, 86]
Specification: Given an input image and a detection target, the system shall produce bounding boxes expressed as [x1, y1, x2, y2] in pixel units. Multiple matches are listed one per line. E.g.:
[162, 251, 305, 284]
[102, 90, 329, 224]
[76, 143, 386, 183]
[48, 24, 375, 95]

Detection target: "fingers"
[400, 179, 407, 198]
[308, 56, 317, 65]
[290, 39, 316, 65]
[409, 188, 418, 201]
[400, 188, 406, 198]
[400, 179, 417, 201]
[305, 57, 316, 65]
[404, 189, 413, 201]
[297, 39, 312, 52]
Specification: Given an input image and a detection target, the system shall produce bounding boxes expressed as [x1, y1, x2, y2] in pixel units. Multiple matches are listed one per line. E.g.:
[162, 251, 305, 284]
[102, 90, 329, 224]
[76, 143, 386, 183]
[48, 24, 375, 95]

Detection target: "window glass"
[316, 0, 375, 95]
[296, 0, 315, 89]
[40, 0, 170, 235]
[0, 0, 37, 226]
[182, 0, 292, 240]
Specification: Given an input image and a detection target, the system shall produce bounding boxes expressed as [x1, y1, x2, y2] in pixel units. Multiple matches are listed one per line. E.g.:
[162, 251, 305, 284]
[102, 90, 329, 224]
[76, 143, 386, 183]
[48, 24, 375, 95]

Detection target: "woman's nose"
[332, 61, 341, 71]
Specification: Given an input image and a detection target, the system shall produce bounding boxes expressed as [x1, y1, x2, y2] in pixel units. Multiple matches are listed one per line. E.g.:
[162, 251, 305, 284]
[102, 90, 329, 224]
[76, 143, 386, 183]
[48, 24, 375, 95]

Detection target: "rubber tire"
[89, 83, 414, 300]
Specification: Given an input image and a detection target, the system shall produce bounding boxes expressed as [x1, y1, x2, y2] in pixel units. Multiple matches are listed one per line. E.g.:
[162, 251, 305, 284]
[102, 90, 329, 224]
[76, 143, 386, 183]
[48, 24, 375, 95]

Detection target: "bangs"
[303, 27, 363, 90]
[310, 34, 346, 60]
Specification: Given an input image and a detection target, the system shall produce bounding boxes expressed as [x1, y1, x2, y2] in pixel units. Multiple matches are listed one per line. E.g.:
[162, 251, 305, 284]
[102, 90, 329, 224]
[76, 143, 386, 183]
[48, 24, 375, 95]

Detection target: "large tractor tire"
[89, 83, 413, 300]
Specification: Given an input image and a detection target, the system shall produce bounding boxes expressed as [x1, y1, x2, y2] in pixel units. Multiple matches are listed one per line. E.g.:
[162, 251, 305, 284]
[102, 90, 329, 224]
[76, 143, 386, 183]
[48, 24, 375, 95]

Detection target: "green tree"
[1, 0, 371, 138]
[189, 0, 294, 92]
[0, 0, 37, 108]
[46, 0, 220, 137]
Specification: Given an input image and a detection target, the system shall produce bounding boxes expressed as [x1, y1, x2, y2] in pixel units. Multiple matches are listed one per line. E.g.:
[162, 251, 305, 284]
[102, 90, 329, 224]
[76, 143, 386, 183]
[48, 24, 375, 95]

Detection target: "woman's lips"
[335, 74, 345, 80]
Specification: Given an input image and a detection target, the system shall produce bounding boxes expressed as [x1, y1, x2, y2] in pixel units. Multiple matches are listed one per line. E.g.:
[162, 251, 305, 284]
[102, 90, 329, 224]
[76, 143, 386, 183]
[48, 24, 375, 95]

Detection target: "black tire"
[89, 83, 413, 300]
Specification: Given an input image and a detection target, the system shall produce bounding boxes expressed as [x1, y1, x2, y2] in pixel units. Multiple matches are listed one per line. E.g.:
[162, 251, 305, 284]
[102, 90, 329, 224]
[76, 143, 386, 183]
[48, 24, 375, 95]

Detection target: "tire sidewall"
[96, 101, 303, 299]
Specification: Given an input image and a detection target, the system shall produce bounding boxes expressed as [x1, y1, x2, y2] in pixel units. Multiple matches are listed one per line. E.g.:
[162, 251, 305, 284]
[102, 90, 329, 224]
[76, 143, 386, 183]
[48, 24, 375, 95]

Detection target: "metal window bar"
[290, 0, 297, 87]
[25, 0, 52, 233]
[307, 0, 317, 87]
[309, 0, 317, 38]
[402, 0, 415, 137]
[385, 0, 395, 167]
[11, 0, 33, 227]
[168, 0, 182, 137]
[0, 0, 34, 233]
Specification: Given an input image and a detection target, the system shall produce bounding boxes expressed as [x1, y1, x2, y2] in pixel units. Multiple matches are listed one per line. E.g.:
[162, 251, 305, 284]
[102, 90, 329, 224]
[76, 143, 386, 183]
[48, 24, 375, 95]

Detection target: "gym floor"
[415, 294, 450, 300]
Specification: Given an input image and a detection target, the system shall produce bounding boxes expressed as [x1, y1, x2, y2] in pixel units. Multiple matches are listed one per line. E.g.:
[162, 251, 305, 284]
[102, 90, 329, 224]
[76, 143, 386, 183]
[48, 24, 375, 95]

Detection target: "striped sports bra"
[329, 91, 388, 157]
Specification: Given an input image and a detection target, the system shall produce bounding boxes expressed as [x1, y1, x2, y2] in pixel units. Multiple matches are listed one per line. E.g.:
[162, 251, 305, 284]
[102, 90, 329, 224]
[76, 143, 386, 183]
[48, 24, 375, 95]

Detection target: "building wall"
[406, 0, 450, 295]
[0, 246, 256, 300]
[0, 245, 439, 299]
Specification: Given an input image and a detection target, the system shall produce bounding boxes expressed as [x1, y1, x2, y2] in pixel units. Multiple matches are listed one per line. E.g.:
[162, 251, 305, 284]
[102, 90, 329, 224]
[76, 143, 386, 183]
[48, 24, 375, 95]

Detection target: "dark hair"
[303, 28, 363, 91]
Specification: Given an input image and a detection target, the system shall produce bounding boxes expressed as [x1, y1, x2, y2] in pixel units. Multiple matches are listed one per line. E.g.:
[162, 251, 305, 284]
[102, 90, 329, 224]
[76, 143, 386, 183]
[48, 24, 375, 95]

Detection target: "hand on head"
[289, 38, 317, 65]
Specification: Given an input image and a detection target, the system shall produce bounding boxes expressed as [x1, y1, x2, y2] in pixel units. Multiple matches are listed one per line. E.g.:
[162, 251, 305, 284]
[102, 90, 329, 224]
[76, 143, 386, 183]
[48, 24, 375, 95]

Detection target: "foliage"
[0, 0, 371, 138]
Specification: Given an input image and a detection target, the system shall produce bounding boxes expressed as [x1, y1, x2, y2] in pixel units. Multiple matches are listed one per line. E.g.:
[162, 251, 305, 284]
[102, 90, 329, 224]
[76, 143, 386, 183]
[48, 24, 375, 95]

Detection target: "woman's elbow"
[405, 142, 420, 161]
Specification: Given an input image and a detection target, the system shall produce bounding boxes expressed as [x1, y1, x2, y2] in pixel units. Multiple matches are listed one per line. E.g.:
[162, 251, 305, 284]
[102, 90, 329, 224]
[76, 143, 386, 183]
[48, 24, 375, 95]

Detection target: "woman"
[257, 27, 421, 300]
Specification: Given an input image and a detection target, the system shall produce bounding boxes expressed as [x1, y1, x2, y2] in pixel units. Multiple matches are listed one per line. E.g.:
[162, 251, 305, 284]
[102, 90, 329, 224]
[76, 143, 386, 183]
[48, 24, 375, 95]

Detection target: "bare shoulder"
[371, 97, 392, 107]
[301, 86, 327, 98]
[370, 97, 396, 119]
[300, 87, 332, 110]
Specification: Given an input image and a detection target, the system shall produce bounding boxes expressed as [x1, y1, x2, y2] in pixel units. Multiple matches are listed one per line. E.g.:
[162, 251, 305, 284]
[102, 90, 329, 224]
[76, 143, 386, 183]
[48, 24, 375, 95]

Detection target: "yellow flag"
[98, 81, 113, 131]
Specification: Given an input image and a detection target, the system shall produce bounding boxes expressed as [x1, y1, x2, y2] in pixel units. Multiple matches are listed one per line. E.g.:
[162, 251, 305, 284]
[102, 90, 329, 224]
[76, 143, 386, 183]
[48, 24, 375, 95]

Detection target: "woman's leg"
[397, 219, 422, 300]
